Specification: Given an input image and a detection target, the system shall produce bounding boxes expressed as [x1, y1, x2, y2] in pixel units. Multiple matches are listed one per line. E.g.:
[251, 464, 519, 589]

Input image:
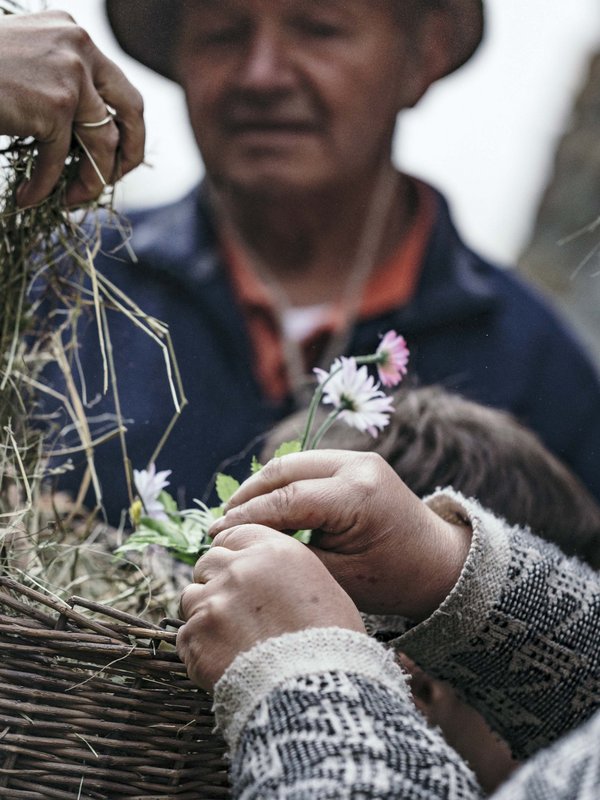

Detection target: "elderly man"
[51, 0, 600, 521]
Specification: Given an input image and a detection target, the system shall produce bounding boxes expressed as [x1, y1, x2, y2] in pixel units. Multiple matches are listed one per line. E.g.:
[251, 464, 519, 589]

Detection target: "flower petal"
[133, 463, 172, 521]
[317, 357, 394, 436]
[376, 331, 410, 387]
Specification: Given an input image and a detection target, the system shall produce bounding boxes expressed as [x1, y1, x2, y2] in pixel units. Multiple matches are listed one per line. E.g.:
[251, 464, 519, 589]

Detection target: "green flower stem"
[355, 353, 384, 366]
[300, 365, 341, 450]
[301, 353, 382, 450]
[309, 408, 343, 450]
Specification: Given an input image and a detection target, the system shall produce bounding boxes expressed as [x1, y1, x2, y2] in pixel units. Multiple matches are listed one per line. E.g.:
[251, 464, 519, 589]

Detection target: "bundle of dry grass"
[0, 138, 186, 515]
[0, 9, 228, 794]
[0, 127, 186, 585]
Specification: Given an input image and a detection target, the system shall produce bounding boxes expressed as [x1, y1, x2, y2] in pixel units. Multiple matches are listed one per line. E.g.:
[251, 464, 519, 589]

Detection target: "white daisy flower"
[314, 357, 394, 437]
[133, 463, 172, 520]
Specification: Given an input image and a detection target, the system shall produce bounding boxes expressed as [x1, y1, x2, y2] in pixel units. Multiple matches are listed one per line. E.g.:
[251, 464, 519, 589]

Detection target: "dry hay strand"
[1, 134, 186, 522]
[0, 128, 186, 560]
[0, 47, 224, 795]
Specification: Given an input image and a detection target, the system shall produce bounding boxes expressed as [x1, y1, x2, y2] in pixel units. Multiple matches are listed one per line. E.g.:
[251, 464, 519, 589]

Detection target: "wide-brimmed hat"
[106, 0, 484, 84]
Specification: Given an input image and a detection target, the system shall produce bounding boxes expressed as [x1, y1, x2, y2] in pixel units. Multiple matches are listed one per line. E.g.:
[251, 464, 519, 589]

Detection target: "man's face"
[175, 0, 427, 195]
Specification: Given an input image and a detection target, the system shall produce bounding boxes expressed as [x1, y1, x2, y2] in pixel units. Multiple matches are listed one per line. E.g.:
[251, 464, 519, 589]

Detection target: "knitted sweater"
[213, 491, 600, 799]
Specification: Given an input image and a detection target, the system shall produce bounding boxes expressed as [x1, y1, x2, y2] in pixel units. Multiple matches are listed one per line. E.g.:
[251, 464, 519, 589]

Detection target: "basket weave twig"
[0, 576, 229, 799]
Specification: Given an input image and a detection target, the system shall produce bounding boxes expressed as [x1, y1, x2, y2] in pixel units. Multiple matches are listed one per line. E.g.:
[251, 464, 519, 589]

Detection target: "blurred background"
[47, 0, 600, 363]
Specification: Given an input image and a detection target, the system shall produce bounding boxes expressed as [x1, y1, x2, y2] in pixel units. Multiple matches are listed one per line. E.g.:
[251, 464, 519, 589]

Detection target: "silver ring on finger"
[75, 107, 116, 129]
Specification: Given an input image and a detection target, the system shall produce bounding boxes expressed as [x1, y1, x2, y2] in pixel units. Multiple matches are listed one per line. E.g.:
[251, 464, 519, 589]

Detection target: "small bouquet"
[117, 331, 409, 564]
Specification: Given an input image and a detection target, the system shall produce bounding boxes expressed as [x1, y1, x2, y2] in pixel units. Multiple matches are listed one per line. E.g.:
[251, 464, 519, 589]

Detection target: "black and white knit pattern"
[231, 669, 482, 799]
[396, 491, 600, 760]
[213, 490, 600, 800]
[494, 709, 600, 800]
[230, 673, 600, 800]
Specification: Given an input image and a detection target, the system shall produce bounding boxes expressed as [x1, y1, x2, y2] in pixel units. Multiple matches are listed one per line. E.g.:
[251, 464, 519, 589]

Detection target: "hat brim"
[106, 0, 182, 82]
[106, 0, 483, 84]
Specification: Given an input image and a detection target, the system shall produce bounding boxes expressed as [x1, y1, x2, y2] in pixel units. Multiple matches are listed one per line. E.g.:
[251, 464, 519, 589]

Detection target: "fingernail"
[208, 517, 224, 537]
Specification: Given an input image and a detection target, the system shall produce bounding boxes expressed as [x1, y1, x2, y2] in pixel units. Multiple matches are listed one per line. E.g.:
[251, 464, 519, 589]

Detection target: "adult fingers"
[65, 50, 127, 206]
[209, 477, 349, 539]
[16, 115, 115, 209]
[65, 57, 145, 205]
[67, 116, 120, 207]
[13, 44, 144, 206]
[210, 523, 290, 551]
[223, 450, 347, 511]
[191, 545, 236, 585]
[59, 32, 145, 205]
[93, 54, 145, 178]
[178, 582, 205, 622]
[189, 526, 295, 592]
[15, 127, 73, 208]
[176, 593, 215, 690]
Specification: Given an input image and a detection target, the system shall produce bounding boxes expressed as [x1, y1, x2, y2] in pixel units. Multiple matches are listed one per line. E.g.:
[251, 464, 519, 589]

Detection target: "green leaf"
[115, 525, 172, 555]
[215, 473, 240, 504]
[250, 456, 263, 474]
[173, 552, 202, 566]
[158, 490, 179, 515]
[274, 439, 302, 458]
[136, 515, 189, 548]
[115, 516, 210, 566]
[292, 529, 313, 545]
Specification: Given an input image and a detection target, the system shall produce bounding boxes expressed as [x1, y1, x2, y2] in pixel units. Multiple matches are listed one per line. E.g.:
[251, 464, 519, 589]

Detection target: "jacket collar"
[125, 180, 500, 329]
[394, 189, 499, 333]
[126, 183, 218, 284]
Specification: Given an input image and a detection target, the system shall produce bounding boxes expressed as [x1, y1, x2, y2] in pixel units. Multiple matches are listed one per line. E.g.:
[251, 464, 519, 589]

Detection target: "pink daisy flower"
[375, 330, 410, 387]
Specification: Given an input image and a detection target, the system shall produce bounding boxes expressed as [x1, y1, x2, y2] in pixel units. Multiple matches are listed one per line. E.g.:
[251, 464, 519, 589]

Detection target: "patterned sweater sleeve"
[391, 490, 600, 760]
[212, 490, 600, 798]
[213, 628, 483, 799]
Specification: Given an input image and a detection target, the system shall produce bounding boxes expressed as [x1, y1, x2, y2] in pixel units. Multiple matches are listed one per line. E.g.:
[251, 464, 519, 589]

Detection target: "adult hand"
[177, 525, 365, 691]
[209, 451, 472, 620]
[0, 10, 145, 207]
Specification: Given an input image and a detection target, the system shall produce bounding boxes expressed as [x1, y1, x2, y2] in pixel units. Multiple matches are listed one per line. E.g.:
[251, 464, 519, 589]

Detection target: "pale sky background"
[48, 0, 600, 266]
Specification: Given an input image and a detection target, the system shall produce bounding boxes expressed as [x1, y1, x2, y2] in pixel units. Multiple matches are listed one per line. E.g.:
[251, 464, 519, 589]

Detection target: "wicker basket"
[0, 576, 229, 799]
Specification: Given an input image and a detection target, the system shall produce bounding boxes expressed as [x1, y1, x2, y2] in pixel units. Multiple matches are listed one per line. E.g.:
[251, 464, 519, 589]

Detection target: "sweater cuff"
[393, 488, 513, 665]
[213, 626, 409, 753]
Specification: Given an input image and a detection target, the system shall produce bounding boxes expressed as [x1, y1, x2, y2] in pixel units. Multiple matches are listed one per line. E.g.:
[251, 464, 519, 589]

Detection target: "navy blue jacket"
[47, 184, 600, 523]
